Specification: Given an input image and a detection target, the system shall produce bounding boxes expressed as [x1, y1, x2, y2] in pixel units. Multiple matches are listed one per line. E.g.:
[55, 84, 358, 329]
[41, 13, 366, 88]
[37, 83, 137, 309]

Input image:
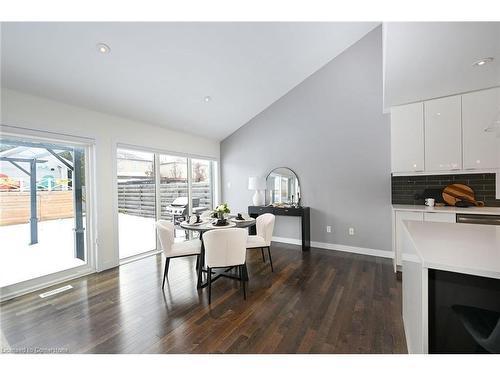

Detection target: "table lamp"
[248, 176, 266, 206]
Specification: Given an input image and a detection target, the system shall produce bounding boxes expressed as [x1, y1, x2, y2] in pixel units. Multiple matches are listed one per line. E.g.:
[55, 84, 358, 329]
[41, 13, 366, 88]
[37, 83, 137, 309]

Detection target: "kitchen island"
[401, 220, 500, 353]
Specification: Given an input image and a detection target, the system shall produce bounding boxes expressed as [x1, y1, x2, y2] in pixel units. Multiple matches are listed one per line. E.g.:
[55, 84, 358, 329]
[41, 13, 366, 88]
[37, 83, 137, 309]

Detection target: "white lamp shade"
[248, 176, 265, 190]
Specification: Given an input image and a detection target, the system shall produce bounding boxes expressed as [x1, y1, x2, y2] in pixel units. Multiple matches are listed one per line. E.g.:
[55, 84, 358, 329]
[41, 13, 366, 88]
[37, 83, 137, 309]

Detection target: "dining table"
[180, 216, 256, 289]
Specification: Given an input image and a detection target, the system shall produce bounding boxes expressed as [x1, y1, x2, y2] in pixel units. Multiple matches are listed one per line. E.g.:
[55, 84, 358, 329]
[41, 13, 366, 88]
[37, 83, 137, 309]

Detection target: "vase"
[216, 212, 227, 225]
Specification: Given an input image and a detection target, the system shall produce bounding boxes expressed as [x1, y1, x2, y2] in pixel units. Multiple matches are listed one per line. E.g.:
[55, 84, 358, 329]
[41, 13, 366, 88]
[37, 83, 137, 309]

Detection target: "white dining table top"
[180, 217, 255, 231]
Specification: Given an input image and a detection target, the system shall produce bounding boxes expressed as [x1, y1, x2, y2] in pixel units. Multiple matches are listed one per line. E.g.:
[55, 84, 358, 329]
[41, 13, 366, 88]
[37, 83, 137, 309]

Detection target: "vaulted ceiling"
[383, 22, 500, 108]
[1, 22, 378, 140]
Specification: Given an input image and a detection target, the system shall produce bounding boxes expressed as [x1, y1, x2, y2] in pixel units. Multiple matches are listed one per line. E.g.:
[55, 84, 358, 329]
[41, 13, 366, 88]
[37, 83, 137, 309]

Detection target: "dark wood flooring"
[0, 243, 407, 353]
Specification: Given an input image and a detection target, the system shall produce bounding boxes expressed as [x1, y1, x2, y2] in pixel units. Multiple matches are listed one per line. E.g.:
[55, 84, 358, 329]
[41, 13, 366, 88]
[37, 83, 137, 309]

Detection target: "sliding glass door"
[0, 135, 91, 293]
[158, 154, 188, 241]
[116, 147, 217, 260]
[117, 148, 157, 259]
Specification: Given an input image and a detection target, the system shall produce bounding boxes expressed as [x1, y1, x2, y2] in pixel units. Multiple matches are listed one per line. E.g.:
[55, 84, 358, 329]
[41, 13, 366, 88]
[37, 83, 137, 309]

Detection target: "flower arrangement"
[211, 203, 230, 222]
[214, 203, 231, 217]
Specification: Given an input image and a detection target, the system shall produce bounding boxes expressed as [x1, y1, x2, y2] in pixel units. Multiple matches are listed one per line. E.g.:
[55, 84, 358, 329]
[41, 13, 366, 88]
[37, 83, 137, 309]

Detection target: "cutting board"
[442, 184, 485, 206]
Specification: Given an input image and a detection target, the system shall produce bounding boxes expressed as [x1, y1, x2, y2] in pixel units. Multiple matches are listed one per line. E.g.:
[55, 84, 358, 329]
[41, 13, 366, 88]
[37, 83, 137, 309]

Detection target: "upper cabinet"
[391, 102, 425, 173]
[391, 87, 500, 174]
[424, 95, 462, 171]
[462, 87, 500, 170]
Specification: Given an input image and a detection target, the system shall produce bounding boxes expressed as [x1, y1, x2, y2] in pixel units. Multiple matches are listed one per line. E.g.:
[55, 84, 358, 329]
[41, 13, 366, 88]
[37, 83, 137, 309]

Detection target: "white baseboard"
[271, 236, 393, 259]
[272, 236, 302, 245]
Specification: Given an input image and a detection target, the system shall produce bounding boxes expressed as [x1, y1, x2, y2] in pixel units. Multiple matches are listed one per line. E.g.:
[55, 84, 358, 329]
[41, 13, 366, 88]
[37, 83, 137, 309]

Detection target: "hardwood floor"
[0, 243, 407, 353]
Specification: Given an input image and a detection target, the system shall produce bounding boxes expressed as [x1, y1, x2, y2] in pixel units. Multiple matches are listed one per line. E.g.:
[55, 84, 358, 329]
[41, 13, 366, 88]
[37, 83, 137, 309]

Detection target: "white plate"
[181, 220, 207, 227]
[230, 217, 254, 223]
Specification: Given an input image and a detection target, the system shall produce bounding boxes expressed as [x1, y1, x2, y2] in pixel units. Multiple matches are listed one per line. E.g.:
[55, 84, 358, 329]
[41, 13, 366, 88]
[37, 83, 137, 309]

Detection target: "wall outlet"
[326, 225, 332, 233]
[348, 227, 355, 236]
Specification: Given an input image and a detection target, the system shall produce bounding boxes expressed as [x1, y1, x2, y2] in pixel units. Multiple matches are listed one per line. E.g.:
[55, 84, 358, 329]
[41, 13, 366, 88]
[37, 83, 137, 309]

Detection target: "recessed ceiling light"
[96, 43, 111, 54]
[204, 96, 212, 103]
[472, 57, 494, 67]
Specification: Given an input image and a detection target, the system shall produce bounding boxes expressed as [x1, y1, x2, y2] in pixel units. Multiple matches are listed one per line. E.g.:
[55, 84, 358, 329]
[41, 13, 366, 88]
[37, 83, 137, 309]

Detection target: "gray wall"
[220, 27, 391, 251]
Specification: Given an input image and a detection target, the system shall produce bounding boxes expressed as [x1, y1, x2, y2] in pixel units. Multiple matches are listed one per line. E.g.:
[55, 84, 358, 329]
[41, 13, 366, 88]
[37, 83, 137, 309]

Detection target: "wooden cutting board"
[442, 184, 484, 206]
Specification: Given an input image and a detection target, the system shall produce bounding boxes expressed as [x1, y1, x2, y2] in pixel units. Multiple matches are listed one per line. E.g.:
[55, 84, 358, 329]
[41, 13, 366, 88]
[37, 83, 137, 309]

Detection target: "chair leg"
[207, 267, 212, 304]
[162, 258, 170, 290]
[261, 247, 266, 262]
[239, 265, 242, 289]
[195, 255, 199, 271]
[240, 265, 246, 300]
[242, 262, 249, 281]
[267, 247, 274, 272]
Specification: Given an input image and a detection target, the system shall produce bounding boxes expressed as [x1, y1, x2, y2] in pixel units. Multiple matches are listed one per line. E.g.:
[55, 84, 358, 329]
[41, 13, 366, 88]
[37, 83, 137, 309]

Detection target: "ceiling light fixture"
[204, 96, 212, 103]
[96, 43, 111, 54]
[472, 57, 494, 67]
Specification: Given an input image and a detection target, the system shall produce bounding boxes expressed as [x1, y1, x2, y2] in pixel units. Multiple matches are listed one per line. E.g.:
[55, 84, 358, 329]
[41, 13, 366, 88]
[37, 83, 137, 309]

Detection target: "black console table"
[248, 206, 310, 251]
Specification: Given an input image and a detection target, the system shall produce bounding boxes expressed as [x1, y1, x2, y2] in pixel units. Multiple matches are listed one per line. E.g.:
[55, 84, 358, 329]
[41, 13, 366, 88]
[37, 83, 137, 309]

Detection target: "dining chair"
[156, 220, 201, 290]
[203, 228, 248, 304]
[246, 213, 275, 272]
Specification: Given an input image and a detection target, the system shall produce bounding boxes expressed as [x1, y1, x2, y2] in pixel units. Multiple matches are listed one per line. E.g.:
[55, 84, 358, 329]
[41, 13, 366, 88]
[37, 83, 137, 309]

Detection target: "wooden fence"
[0, 191, 74, 226]
[0, 182, 213, 226]
[117, 181, 212, 218]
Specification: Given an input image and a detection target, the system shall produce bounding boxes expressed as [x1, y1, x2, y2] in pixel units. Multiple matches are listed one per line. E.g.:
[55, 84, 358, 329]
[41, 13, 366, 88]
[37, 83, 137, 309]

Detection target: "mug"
[425, 198, 435, 207]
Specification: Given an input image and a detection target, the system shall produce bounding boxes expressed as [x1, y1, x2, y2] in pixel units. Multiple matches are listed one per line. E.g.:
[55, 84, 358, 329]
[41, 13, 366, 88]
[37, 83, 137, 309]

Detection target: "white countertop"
[404, 221, 500, 279]
[393, 204, 500, 215]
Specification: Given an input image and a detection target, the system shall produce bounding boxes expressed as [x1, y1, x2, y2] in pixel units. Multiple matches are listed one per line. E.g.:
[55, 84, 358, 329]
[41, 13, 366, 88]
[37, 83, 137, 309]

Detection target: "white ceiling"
[384, 22, 500, 108]
[1, 22, 378, 140]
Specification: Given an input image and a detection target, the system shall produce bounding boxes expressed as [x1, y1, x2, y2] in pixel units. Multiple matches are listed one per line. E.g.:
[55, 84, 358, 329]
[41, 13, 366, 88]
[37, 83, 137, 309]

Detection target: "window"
[116, 147, 217, 260]
[191, 158, 215, 213]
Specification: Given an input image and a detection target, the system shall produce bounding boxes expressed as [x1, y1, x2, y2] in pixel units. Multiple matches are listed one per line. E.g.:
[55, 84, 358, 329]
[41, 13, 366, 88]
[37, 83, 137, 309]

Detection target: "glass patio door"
[0, 136, 90, 291]
[117, 148, 157, 259]
[116, 147, 218, 260]
[158, 154, 189, 241]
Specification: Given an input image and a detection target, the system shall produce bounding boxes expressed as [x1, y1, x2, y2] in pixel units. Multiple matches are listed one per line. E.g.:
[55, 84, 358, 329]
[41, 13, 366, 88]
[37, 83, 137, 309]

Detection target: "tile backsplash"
[391, 173, 499, 207]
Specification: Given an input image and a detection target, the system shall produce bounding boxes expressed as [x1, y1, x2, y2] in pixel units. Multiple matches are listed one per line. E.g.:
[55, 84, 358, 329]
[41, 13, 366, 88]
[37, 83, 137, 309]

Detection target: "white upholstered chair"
[156, 220, 201, 290]
[203, 228, 248, 303]
[246, 213, 275, 272]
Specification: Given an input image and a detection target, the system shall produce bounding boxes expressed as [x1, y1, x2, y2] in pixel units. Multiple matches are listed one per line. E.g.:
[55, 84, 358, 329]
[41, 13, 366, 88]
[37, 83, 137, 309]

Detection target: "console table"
[248, 206, 310, 251]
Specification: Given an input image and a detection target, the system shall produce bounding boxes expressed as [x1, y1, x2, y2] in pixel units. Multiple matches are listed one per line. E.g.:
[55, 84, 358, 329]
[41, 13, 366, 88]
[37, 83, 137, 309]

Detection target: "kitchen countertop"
[393, 204, 500, 215]
[403, 220, 500, 279]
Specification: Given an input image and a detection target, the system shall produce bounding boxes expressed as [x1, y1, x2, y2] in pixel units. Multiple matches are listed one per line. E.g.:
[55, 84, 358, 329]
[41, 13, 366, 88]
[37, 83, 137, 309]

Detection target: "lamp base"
[252, 190, 264, 206]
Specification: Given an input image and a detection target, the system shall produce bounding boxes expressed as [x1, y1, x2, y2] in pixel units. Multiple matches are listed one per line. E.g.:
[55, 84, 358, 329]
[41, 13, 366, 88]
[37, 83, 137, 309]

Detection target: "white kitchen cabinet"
[423, 212, 456, 223]
[394, 211, 423, 269]
[391, 102, 425, 173]
[424, 95, 462, 171]
[462, 87, 500, 170]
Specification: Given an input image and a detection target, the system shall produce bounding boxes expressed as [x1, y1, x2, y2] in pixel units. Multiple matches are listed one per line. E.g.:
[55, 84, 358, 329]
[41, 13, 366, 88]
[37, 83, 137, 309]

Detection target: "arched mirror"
[266, 167, 301, 206]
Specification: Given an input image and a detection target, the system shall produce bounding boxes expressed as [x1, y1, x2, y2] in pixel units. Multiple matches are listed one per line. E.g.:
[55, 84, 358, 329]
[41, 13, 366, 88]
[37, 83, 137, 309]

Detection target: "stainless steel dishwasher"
[456, 214, 500, 225]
